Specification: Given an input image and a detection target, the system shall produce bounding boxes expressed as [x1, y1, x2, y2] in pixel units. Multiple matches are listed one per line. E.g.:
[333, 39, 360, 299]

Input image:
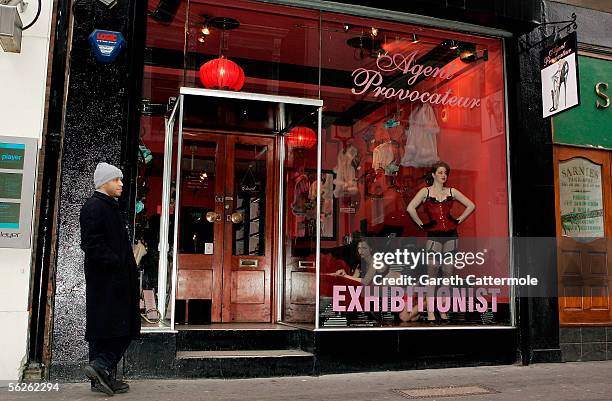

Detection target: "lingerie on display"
[291, 172, 311, 216]
[333, 145, 360, 198]
[372, 139, 400, 175]
[400, 103, 440, 167]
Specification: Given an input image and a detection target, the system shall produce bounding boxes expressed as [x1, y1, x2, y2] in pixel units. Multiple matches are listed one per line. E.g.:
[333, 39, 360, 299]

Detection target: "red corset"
[423, 196, 456, 232]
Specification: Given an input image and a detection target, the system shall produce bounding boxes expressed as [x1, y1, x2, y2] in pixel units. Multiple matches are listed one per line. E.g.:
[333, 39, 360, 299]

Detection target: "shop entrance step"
[175, 324, 313, 352]
[172, 325, 316, 378]
[176, 349, 313, 358]
[173, 348, 315, 378]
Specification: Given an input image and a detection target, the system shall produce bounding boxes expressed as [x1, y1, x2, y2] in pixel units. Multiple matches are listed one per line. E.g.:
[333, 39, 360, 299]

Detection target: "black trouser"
[88, 336, 132, 372]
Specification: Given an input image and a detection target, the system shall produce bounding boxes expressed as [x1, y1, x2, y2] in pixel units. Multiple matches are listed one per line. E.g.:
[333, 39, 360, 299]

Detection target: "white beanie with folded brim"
[94, 162, 123, 189]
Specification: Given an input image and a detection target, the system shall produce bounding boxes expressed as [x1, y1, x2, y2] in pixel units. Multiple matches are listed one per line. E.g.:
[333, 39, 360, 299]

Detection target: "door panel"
[224, 135, 275, 322]
[554, 145, 612, 325]
[176, 133, 275, 323]
[176, 134, 226, 322]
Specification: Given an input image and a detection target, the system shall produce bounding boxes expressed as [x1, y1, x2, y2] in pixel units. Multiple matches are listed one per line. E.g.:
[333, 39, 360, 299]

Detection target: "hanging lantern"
[287, 126, 317, 149]
[199, 56, 245, 91]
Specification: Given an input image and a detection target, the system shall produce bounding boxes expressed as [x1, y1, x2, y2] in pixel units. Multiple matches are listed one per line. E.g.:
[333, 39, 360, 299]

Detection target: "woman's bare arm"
[406, 187, 428, 227]
[452, 188, 475, 224]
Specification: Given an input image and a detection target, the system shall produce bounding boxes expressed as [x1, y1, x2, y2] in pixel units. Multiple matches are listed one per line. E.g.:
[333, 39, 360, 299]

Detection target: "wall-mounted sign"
[0, 137, 38, 248]
[541, 31, 580, 118]
[88, 29, 126, 63]
[558, 157, 604, 239]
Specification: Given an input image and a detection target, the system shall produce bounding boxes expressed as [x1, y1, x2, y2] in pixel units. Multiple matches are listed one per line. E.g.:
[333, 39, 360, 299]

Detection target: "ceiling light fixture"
[449, 40, 459, 50]
[346, 35, 382, 60]
[370, 27, 378, 37]
[201, 26, 210, 35]
[376, 48, 387, 59]
[343, 23, 351, 32]
[209, 16, 240, 31]
[411, 33, 419, 44]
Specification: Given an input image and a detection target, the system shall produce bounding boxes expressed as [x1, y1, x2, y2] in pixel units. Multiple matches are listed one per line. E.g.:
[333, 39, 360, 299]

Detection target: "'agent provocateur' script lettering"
[351, 51, 481, 109]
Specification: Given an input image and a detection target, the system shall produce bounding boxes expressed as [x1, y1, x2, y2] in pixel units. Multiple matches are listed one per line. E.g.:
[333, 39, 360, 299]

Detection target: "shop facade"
[29, 0, 571, 380]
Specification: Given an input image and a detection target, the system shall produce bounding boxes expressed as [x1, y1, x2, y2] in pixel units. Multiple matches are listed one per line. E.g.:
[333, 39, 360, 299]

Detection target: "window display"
[137, 0, 510, 330]
[317, 12, 509, 328]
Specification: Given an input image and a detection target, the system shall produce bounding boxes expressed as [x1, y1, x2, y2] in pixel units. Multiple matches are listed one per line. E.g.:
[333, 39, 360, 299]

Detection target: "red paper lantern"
[199, 57, 245, 91]
[287, 126, 317, 149]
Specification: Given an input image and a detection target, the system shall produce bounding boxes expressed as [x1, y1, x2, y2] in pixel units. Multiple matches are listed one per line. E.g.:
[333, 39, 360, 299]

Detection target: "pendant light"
[198, 16, 245, 91]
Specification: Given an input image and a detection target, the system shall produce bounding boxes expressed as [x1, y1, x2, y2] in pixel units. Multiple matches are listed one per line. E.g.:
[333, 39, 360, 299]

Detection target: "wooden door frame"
[179, 129, 281, 323]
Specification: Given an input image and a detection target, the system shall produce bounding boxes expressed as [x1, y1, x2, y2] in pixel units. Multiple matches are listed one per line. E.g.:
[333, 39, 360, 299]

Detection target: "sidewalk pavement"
[1, 361, 611, 401]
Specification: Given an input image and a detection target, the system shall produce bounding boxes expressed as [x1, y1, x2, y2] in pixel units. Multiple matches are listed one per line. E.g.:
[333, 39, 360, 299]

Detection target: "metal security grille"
[393, 384, 498, 399]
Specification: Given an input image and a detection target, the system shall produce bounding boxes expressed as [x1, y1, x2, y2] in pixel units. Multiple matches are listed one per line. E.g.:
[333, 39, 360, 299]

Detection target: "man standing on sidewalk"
[80, 162, 141, 395]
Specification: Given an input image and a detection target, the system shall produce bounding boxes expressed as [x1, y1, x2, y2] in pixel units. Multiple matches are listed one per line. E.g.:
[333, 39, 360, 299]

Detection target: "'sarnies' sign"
[558, 157, 604, 239]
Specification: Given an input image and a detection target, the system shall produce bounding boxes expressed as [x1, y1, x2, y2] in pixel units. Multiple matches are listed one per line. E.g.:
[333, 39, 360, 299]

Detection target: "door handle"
[206, 211, 221, 222]
[228, 212, 244, 224]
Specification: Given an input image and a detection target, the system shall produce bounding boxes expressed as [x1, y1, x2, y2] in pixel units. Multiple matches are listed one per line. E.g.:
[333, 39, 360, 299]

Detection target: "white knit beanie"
[94, 162, 123, 188]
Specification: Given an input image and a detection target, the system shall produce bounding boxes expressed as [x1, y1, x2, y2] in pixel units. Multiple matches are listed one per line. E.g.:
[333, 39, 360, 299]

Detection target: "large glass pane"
[282, 113, 320, 326]
[135, 101, 179, 329]
[137, 0, 189, 329]
[184, 0, 320, 98]
[318, 12, 510, 328]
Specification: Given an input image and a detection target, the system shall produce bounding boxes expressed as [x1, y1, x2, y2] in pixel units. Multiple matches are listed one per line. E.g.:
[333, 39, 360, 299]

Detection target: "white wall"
[0, 0, 54, 381]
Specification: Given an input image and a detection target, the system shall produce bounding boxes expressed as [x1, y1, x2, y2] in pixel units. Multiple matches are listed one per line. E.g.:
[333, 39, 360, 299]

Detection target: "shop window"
[135, 0, 189, 328]
[138, 0, 512, 330]
[317, 12, 510, 328]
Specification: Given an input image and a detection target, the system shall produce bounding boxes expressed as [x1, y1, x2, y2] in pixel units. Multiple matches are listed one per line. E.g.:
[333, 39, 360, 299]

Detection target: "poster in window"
[558, 157, 604, 238]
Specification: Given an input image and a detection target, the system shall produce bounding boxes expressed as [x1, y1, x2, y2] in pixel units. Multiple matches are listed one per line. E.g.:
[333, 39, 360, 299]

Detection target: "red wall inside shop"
[318, 48, 509, 244]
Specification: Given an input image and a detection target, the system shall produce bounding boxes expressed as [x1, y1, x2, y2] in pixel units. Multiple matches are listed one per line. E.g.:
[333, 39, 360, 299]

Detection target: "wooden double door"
[554, 145, 612, 325]
[176, 132, 277, 323]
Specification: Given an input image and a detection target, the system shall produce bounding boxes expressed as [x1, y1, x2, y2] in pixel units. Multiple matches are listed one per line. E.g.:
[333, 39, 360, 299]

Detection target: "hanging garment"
[133, 240, 147, 267]
[400, 103, 440, 167]
[309, 173, 334, 202]
[372, 141, 397, 173]
[333, 145, 359, 198]
[292, 173, 311, 216]
[372, 197, 385, 225]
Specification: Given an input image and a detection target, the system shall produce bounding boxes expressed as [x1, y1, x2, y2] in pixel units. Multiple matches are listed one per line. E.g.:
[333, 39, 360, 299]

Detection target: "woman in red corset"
[406, 161, 475, 323]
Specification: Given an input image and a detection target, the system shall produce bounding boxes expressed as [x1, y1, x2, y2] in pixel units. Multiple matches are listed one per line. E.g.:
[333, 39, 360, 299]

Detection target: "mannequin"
[406, 161, 475, 322]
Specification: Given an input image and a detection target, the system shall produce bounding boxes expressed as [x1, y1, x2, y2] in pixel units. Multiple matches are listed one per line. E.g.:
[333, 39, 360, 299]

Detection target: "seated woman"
[335, 238, 419, 322]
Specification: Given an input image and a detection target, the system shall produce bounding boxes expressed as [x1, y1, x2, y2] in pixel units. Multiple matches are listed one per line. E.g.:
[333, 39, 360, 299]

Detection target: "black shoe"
[83, 363, 114, 396]
[91, 378, 129, 394]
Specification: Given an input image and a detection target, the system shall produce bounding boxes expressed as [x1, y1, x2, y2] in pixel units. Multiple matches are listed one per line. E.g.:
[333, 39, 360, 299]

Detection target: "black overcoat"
[79, 191, 141, 340]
